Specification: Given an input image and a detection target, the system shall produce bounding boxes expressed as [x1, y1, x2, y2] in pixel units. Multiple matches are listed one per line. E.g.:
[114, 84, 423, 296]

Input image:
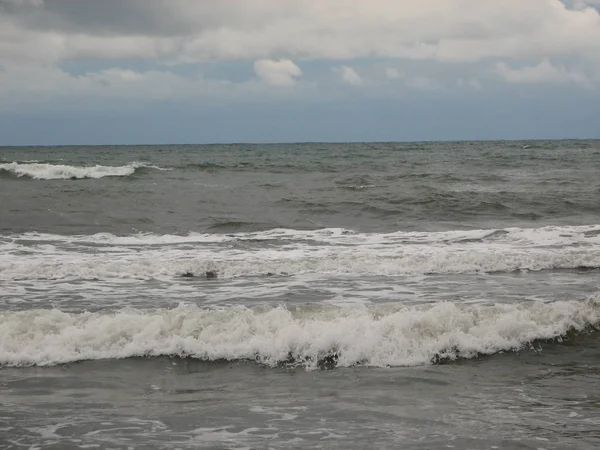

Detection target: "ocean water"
[0, 140, 599, 449]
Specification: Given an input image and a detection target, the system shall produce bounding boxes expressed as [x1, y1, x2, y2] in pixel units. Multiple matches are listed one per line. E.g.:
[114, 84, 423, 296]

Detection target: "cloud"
[253, 59, 303, 86]
[2, 1, 600, 65]
[0, 62, 316, 113]
[495, 59, 589, 84]
[338, 66, 363, 86]
[0, 0, 598, 112]
[386, 68, 402, 80]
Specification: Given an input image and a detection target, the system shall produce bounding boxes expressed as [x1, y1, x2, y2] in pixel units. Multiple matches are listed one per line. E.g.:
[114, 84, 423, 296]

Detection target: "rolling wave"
[1, 298, 597, 368]
[0, 161, 166, 180]
[1, 225, 599, 281]
[1, 246, 599, 281]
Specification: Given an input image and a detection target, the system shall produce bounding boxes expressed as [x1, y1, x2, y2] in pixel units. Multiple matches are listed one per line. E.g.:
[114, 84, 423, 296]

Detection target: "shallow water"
[2, 337, 599, 449]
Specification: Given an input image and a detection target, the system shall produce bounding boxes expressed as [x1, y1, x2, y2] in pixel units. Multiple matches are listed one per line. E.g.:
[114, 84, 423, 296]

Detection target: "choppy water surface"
[1, 141, 599, 449]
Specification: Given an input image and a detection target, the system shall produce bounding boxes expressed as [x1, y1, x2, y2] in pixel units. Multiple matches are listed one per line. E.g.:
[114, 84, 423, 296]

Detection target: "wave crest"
[1, 299, 598, 369]
[0, 161, 163, 180]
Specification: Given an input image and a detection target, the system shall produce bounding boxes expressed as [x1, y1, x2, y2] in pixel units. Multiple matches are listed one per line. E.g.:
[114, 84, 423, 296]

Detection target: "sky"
[1, 0, 600, 145]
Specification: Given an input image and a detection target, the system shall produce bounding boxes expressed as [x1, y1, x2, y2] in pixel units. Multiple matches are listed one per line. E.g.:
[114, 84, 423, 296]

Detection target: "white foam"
[0, 161, 164, 179]
[6, 231, 233, 246]
[6, 224, 600, 246]
[1, 225, 599, 281]
[1, 298, 597, 368]
[1, 246, 599, 281]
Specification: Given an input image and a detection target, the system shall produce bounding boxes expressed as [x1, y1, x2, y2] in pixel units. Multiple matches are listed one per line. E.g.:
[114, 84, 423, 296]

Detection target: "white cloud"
[338, 66, 363, 86]
[495, 59, 589, 84]
[0, 63, 316, 113]
[253, 59, 303, 86]
[386, 68, 402, 79]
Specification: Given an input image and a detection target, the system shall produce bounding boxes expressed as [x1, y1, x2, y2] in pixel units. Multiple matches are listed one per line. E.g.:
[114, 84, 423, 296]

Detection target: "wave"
[0, 161, 166, 180]
[179, 161, 341, 173]
[1, 298, 597, 368]
[2, 247, 599, 281]
[1, 225, 600, 281]
[185, 162, 228, 171]
[334, 175, 384, 190]
[10, 224, 599, 246]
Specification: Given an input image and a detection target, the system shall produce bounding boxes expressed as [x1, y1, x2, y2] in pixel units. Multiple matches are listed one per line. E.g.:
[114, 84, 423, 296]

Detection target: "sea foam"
[1, 225, 599, 281]
[1, 299, 597, 368]
[0, 161, 164, 179]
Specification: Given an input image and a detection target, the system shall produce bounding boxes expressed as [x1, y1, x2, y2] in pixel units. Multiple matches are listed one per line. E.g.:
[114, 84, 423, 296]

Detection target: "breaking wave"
[1, 225, 599, 281]
[1, 298, 598, 369]
[0, 161, 166, 180]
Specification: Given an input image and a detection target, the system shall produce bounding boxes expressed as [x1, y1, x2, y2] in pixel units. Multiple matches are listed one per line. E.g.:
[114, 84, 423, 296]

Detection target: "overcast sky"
[1, 0, 599, 145]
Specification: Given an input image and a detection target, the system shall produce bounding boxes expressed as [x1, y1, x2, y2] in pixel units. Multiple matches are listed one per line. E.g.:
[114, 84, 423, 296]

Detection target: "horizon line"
[2, 137, 599, 148]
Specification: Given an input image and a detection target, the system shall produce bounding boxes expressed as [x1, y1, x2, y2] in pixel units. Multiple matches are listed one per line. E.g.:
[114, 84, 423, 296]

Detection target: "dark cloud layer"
[1, 0, 190, 36]
[0, 1, 268, 37]
[2, 0, 599, 63]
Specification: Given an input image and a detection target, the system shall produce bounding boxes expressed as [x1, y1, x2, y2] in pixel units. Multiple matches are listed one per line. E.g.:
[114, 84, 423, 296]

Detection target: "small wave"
[182, 161, 340, 173]
[454, 229, 509, 244]
[340, 184, 382, 191]
[1, 298, 597, 368]
[208, 221, 271, 231]
[183, 162, 268, 171]
[333, 174, 386, 190]
[185, 162, 227, 172]
[0, 162, 165, 180]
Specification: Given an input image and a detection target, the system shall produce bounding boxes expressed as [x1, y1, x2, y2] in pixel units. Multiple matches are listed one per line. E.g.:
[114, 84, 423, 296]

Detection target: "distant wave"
[185, 162, 228, 171]
[1, 298, 597, 368]
[180, 161, 340, 173]
[0, 161, 167, 180]
[1, 225, 600, 281]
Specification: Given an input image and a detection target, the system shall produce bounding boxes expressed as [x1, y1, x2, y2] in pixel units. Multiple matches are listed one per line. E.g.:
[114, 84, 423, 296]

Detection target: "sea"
[0, 140, 599, 450]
